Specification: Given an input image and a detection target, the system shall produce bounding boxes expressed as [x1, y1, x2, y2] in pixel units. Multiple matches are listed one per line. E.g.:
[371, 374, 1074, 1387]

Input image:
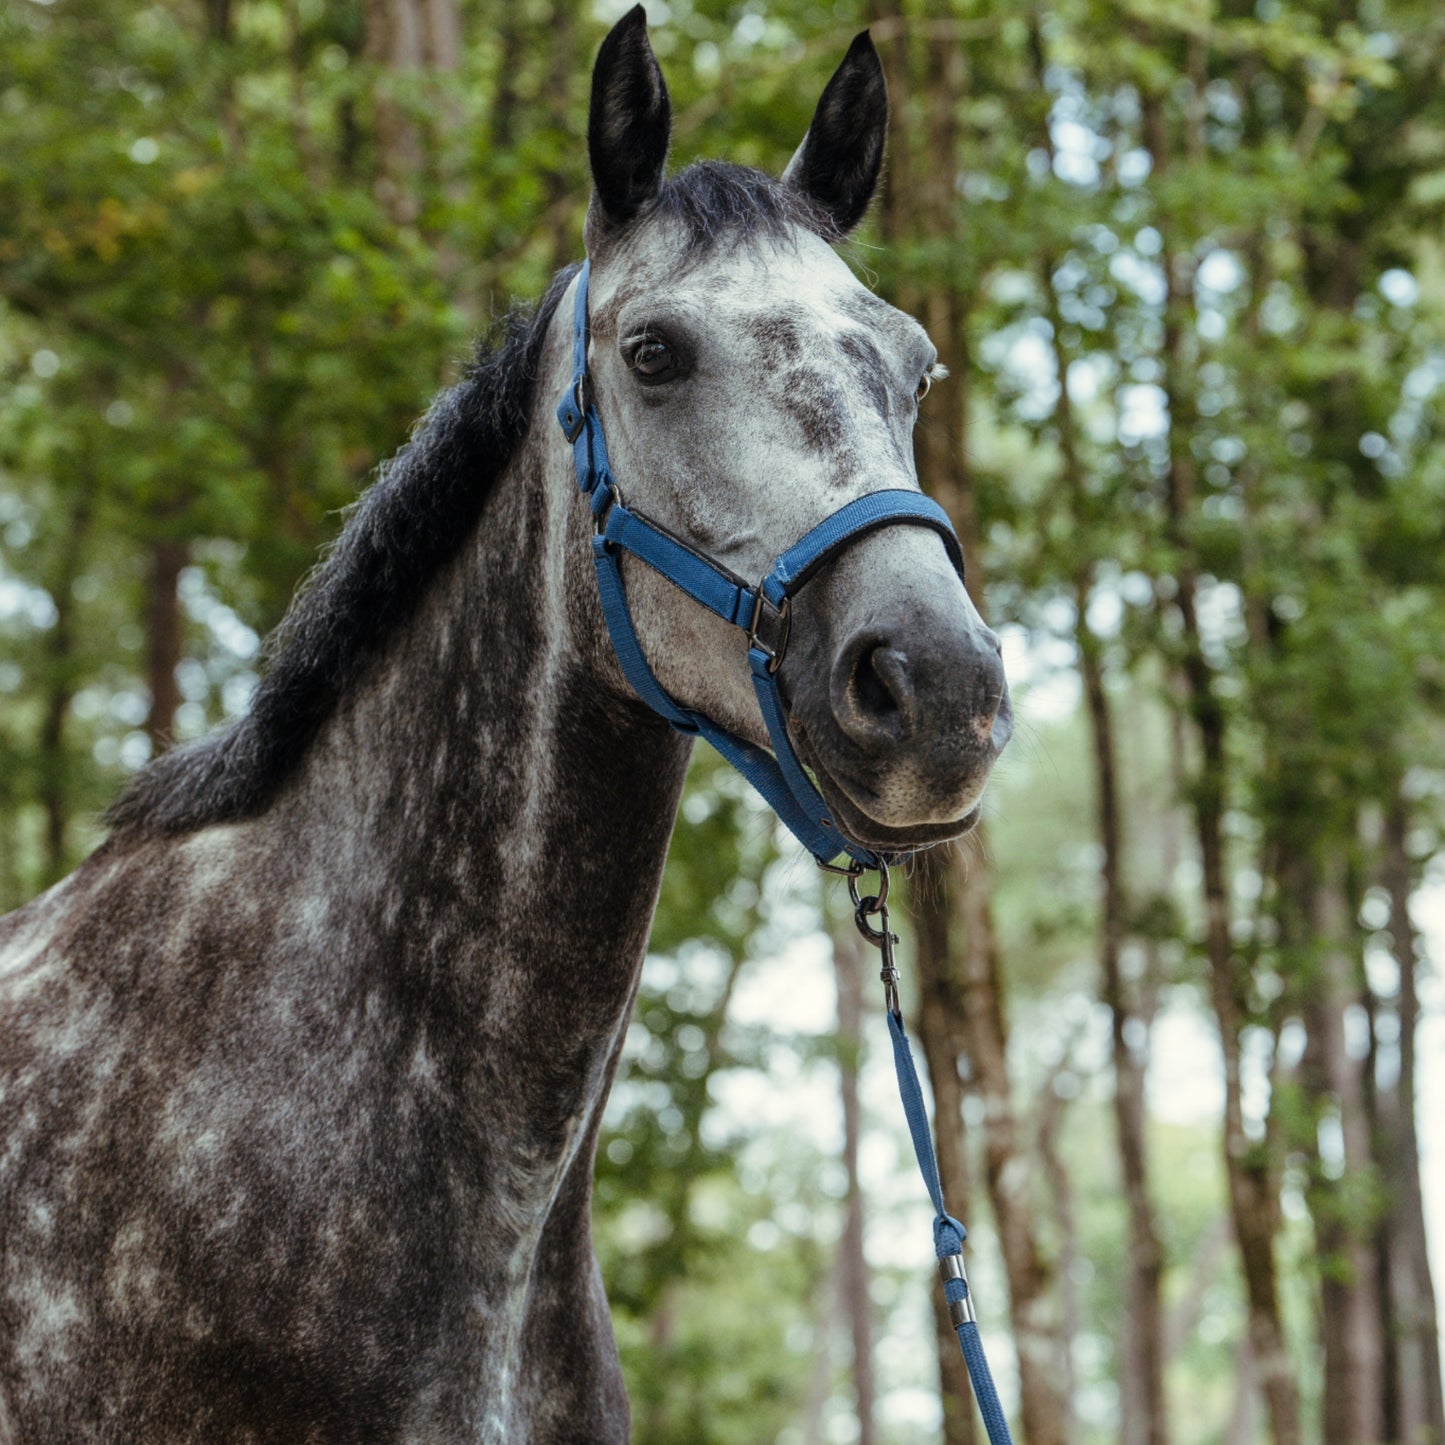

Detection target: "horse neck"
[268, 356, 693, 1157]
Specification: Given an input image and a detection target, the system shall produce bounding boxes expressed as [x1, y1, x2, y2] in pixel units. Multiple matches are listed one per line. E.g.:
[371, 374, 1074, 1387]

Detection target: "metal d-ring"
[842, 860, 902, 1017]
[847, 859, 890, 916]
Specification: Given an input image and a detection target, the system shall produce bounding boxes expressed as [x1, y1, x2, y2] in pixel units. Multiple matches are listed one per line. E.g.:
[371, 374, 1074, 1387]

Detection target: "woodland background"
[2, 0, 1443, 1441]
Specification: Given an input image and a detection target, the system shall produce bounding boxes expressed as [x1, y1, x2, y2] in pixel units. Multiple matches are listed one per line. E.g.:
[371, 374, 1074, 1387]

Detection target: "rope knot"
[933, 1212, 968, 1259]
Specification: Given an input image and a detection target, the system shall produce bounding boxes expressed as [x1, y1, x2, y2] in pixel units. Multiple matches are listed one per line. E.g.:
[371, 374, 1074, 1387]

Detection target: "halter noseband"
[555, 259, 966, 870]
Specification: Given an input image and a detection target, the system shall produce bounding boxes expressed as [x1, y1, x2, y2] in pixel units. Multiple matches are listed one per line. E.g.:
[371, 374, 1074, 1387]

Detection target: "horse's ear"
[781, 31, 888, 238]
[587, 5, 672, 232]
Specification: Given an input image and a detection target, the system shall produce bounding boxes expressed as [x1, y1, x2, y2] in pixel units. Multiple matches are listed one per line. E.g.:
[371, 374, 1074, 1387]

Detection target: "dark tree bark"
[0, 737, 19, 913]
[869, 8, 1070, 1439]
[38, 659, 72, 887]
[144, 538, 188, 753]
[37, 481, 96, 886]
[1379, 797, 1445, 1443]
[1077, 613, 1169, 1445]
[1300, 866, 1387, 1444]
[202, 0, 232, 42]
[1034, 216, 1170, 1445]
[956, 853, 1072, 1445]
[541, 1, 579, 272]
[912, 848, 978, 1445]
[1036, 1050, 1082, 1445]
[1141, 86, 1303, 1445]
[364, 0, 460, 221]
[921, 20, 1072, 1437]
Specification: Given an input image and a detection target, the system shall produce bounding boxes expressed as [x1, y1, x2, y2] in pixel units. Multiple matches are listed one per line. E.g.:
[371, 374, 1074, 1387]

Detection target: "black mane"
[107, 163, 823, 840]
[107, 264, 581, 838]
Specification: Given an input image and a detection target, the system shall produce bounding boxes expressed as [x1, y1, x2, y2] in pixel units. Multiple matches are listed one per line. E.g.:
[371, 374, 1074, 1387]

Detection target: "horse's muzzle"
[784, 538, 1012, 849]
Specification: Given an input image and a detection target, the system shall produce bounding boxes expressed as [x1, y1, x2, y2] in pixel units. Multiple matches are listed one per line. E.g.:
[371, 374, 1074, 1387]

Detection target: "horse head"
[567, 7, 1012, 856]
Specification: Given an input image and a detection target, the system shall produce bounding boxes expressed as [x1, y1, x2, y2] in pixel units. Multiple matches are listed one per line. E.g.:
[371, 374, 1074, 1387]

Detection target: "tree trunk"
[1078, 616, 1169, 1445]
[916, 256, 1072, 1445]
[38, 664, 71, 886]
[833, 923, 877, 1445]
[1297, 862, 1387, 1444]
[1380, 796, 1445, 1444]
[37, 483, 96, 886]
[1302, 864, 1387, 1443]
[1142, 85, 1303, 1445]
[800, 1268, 836, 1445]
[1036, 212, 1170, 1443]
[542, 2, 579, 272]
[144, 537, 187, 753]
[1037, 1050, 1081, 1445]
[956, 855, 1072, 1445]
[365, 0, 460, 221]
[912, 848, 978, 1445]
[0, 738, 19, 912]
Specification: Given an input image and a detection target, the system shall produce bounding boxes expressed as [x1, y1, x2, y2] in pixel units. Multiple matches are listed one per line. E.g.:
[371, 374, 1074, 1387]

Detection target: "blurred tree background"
[2, 0, 1443, 1440]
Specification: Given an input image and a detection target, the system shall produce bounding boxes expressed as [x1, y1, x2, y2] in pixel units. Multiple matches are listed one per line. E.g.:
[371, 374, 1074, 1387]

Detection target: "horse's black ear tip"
[609, 3, 648, 42]
[850, 32, 886, 91]
[846, 30, 882, 69]
[598, 4, 650, 62]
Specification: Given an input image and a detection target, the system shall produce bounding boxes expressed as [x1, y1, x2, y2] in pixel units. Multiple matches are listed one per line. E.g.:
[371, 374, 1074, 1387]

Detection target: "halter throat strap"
[555, 259, 966, 869]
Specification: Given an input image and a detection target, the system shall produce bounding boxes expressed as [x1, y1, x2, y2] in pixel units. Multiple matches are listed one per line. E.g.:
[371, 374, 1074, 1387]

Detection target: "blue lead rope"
[888, 1005, 1015, 1445]
[558, 258, 1014, 1443]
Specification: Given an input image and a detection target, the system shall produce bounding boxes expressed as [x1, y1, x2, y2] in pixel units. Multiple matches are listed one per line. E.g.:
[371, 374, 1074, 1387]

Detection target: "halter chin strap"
[555, 259, 965, 869]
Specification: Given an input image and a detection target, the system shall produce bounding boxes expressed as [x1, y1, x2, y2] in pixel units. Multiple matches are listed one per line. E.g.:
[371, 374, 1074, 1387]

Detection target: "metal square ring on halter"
[747, 590, 791, 672]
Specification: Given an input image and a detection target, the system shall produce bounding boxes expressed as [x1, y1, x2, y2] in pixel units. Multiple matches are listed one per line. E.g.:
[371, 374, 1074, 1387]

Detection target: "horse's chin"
[792, 728, 986, 854]
[825, 790, 983, 854]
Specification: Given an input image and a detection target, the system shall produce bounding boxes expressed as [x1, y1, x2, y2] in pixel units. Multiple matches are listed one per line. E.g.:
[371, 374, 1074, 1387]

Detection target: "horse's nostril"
[859, 645, 908, 720]
[833, 636, 916, 746]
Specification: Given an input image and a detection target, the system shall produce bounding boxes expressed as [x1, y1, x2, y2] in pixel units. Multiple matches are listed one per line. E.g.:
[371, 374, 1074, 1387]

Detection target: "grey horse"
[0, 8, 1010, 1440]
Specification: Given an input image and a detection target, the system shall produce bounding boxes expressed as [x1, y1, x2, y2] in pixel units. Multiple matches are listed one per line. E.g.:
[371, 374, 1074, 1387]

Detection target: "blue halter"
[555, 260, 964, 871]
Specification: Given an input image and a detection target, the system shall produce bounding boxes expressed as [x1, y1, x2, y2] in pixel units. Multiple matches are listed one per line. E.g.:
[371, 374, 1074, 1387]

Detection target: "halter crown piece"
[557, 259, 1015, 1445]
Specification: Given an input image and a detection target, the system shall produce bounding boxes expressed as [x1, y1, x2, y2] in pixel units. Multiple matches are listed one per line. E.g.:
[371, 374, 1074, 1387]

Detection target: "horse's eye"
[633, 340, 676, 380]
[916, 371, 934, 402]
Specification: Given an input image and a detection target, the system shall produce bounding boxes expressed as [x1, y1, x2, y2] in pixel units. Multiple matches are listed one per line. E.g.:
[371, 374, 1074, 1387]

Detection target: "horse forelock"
[644, 161, 839, 256]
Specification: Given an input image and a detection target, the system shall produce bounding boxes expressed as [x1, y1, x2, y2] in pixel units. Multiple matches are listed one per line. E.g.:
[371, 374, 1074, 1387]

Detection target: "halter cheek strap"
[555, 259, 965, 869]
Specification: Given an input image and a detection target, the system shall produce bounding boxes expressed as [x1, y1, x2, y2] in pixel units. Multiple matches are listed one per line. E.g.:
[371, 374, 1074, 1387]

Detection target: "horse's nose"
[829, 618, 1008, 756]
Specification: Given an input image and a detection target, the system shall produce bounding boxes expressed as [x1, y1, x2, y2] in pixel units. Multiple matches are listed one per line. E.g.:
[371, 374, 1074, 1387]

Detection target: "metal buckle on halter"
[593, 481, 625, 536]
[747, 589, 792, 673]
